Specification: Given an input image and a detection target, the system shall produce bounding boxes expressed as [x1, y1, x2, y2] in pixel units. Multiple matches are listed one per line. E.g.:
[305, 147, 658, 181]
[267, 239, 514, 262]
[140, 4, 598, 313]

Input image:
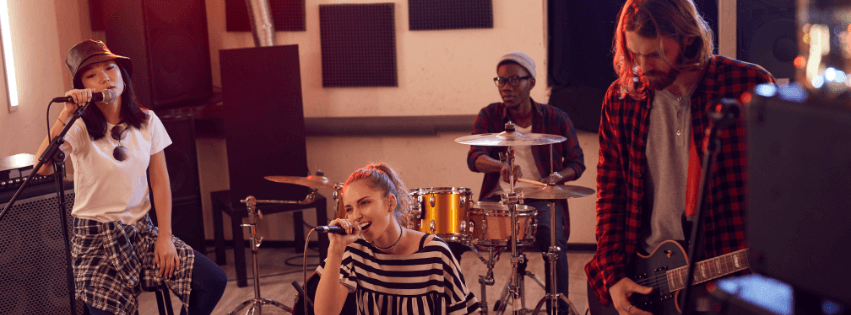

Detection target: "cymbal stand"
[229, 192, 318, 315]
[500, 142, 528, 315]
[532, 143, 566, 315]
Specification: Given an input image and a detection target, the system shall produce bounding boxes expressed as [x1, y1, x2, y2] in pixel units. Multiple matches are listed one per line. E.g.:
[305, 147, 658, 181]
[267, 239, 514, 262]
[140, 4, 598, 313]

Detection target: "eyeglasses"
[494, 75, 531, 87]
[111, 125, 129, 161]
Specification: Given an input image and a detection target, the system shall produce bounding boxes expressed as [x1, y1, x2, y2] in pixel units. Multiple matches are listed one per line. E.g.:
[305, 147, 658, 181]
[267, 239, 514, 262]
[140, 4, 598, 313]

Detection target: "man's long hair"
[612, 0, 714, 99]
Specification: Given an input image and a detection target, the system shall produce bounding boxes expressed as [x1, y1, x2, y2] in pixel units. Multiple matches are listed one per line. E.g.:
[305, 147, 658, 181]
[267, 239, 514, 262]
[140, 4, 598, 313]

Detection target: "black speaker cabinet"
[149, 115, 206, 252]
[101, 0, 213, 109]
[737, 0, 797, 81]
[747, 91, 851, 306]
[220, 45, 311, 206]
[0, 184, 85, 315]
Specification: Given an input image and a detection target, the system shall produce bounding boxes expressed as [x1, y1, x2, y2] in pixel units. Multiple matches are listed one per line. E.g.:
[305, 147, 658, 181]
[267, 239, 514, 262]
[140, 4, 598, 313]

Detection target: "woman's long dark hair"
[73, 64, 148, 140]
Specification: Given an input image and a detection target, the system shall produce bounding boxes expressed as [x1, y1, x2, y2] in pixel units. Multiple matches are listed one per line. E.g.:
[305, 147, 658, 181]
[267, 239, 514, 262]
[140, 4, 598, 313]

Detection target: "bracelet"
[57, 117, 66, 126]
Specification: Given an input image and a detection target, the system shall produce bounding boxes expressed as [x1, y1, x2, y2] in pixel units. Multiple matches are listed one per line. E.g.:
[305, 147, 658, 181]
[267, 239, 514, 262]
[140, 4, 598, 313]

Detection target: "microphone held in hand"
[52, 89, 116, 104]
[314, 222, 368, 234]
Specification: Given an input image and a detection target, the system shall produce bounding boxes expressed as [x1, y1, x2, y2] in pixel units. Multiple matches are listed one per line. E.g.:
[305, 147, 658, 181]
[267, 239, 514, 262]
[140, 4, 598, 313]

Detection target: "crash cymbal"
[455, 130, 566, 146]
[515, 184, 595, 199]
[264, 175, 335, 189]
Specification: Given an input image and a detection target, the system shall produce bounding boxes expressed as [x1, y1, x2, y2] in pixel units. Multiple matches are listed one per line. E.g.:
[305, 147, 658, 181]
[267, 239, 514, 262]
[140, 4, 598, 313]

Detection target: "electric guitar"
[588, 240, 750, 315]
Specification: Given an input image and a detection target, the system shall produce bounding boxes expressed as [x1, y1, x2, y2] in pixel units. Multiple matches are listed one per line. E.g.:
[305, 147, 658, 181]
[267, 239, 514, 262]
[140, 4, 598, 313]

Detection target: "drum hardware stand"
[470, 245, 501, 315]
[499, 138, 532, 315]
[530, 198, 563, 315]
[229, 192, 319, 315]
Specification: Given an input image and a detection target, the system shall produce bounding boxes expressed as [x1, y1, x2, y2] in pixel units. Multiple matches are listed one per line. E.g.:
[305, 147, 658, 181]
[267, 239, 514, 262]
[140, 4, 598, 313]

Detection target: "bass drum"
[293, 271, 357, 315]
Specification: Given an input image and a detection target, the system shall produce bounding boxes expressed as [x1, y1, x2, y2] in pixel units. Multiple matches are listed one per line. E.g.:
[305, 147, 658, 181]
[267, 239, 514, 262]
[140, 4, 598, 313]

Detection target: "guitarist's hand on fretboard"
[609, 277, 654, 315]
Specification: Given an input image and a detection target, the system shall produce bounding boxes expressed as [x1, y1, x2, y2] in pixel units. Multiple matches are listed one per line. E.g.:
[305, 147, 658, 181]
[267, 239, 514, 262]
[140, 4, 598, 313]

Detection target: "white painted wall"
[205, 0, 549, 118]
[0, 0, 94, 159]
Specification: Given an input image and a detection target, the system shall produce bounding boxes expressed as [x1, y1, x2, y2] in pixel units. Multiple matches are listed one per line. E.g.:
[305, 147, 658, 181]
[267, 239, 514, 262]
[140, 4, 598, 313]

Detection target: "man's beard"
[644, 67, 680, 91]
[643, 54, 684, 91]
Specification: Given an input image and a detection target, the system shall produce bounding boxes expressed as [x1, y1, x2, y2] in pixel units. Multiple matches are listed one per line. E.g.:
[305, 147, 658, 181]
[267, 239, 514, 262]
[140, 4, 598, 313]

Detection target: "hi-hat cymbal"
[455, 130, 566, 146]
[515, 184, 595, 199]
[264, 175, 335, 189]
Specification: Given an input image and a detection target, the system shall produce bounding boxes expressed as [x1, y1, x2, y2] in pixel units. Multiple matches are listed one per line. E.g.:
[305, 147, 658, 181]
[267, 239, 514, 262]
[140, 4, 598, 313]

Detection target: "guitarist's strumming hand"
[609, 277, 653, 315]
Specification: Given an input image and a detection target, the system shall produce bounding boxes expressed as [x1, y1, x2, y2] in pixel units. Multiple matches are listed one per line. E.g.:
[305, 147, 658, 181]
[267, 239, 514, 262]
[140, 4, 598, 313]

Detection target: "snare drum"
[409, 187, 473, 242]
[468, 201, 537, 247]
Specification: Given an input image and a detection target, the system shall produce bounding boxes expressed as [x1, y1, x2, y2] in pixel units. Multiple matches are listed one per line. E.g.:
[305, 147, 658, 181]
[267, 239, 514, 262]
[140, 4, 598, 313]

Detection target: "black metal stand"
[680, 99, 741, 315]
[0, 102, 89, 315]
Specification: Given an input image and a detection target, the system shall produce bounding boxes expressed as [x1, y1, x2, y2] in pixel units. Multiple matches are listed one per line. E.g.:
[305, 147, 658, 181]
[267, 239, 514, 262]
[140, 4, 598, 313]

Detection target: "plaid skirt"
[71, 214, 195, 315]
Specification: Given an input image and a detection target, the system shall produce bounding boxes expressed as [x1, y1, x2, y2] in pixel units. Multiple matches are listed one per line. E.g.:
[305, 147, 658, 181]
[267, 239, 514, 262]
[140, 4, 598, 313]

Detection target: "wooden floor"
[138, 245, 594, 315]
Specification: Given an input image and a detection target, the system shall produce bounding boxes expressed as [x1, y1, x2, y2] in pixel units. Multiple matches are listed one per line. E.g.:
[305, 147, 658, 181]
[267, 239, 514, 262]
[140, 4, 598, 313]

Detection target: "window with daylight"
[0, 0, 17, 113]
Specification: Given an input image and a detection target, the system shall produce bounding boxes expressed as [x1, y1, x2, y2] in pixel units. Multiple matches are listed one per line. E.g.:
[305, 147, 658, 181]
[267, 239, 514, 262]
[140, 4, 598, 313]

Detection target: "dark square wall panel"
[226, 0, 306, 32]
[408, 0, 493, 30]
[319, 3, 397, 87]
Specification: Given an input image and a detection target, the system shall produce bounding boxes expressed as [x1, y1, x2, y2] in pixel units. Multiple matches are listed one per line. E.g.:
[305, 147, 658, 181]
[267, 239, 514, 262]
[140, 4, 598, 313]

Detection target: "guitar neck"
[667, 248, 750, 292]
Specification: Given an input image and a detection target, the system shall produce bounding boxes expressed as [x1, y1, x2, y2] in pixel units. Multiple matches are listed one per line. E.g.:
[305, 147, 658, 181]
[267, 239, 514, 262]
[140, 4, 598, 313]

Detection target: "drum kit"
[260, 122, 594, 315]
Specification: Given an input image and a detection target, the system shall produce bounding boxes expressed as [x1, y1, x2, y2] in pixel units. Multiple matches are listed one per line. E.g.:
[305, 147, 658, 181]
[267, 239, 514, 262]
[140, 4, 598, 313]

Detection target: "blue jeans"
[86, 250, 227, 315]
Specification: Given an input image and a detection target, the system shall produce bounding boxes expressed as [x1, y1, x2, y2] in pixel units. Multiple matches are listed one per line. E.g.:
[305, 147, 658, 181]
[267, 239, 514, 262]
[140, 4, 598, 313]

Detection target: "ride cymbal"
[264, 175, 335, 189]
[455, 130, 566, 146]
[515, 184, 595, 199]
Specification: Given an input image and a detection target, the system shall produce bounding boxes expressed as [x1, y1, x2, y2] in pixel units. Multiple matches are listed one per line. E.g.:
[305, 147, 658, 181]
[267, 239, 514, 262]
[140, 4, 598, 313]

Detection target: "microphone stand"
[680, 99, 740, 315]
[0, 102, 90, 315]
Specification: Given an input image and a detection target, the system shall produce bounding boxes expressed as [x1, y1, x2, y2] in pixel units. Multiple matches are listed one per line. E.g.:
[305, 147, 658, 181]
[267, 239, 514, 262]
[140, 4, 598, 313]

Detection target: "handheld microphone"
[314, 222, 369, 234]
[52, 89, 116, 104]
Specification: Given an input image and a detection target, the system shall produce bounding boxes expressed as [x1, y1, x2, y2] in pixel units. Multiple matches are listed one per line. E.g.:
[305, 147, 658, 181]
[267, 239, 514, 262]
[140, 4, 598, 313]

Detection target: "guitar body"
[588, 241, 689, 315]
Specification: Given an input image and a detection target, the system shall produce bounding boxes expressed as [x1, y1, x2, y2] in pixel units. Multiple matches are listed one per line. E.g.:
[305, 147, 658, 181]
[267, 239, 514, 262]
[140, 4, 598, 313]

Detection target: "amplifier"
[0, 154, 64, 193]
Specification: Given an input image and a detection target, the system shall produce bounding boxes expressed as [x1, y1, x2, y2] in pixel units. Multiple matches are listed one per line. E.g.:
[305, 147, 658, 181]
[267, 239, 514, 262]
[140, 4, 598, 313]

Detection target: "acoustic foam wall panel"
[225, 0, 306, 32]
[319, 3, 397, 87]
[408, 0, 493, 30]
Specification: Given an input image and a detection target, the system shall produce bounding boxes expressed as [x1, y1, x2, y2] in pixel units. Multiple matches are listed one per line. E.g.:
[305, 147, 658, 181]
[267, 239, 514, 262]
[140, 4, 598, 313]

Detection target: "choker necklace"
[372, 224, 403, 251]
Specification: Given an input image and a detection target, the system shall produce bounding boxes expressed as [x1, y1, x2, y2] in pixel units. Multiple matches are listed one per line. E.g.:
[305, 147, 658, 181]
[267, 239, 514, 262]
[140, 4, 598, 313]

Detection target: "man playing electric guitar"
[585, 0, 775, 314]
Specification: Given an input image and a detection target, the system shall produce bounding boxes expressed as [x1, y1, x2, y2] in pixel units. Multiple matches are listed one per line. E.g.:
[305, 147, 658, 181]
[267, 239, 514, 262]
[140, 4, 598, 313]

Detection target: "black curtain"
[547, 0, 717, 133]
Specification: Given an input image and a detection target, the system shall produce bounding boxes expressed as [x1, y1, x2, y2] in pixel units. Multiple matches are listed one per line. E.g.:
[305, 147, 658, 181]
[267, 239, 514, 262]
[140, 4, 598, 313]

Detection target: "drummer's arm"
[473, 155, 503, 173]
[557, 110, 586, 183]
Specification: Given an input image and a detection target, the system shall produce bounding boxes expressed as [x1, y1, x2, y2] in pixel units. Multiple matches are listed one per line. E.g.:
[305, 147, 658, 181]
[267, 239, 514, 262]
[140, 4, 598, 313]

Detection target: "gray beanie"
[497, 51, 536, 78]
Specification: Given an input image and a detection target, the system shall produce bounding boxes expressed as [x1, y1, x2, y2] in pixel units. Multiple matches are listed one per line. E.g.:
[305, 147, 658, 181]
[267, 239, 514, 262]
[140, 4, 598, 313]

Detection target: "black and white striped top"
[318, 235, 480, 315]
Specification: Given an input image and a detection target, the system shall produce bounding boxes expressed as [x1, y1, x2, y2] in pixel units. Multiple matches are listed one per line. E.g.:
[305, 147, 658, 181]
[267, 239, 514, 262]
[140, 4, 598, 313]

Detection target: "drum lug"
[481, 218, 487, 235]
[460, 195, 466, 208]
[460, 220, 466, 232]
[429, 195, 435, 208]
[469, 221, 475, 234]
[429, 220, 436, 233]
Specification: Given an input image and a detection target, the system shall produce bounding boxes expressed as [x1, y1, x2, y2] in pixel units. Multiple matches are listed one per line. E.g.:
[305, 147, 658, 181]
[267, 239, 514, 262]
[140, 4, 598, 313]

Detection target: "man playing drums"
[463, 51, 586, 315]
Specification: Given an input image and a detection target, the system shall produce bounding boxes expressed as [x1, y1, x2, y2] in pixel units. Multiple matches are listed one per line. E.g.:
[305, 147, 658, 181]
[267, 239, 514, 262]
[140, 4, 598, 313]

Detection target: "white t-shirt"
[493, 125, 543, 197]
[60, 110, 172, 224]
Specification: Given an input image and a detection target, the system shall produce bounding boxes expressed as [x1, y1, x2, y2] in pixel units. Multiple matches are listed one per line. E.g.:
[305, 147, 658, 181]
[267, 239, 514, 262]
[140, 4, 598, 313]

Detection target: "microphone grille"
[102, 89, 116, 103]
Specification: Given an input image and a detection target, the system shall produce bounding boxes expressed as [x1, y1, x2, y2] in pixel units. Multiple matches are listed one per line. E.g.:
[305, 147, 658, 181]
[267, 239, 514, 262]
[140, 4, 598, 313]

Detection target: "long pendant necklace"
[372, 224, 403, 251]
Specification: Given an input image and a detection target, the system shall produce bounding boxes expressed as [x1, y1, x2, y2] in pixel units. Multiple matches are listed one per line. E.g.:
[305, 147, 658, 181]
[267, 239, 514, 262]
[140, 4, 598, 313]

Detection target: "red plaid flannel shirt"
[585, 55, 775, 306]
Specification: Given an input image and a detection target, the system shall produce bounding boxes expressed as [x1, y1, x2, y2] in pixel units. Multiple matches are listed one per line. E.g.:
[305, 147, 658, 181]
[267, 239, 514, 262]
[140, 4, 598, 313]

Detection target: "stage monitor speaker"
[747, 89, 851, 306]
[737, 0, 797, 82]
[220, 45, 311, 206]
[0, 184, 85, 315]
[149, 115, 206, 252]
[101, 0, 213, 110]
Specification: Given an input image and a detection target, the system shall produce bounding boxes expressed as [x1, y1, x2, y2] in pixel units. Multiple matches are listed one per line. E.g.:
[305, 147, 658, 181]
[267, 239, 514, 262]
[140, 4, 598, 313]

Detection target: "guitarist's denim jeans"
[449, 197, 572, 314]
